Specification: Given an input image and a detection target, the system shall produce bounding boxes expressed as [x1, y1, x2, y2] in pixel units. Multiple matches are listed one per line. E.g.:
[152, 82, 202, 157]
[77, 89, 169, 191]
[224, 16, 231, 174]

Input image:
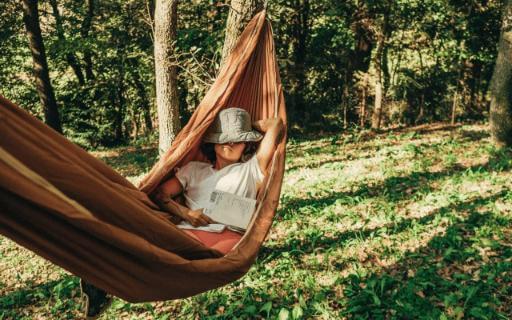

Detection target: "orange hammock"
[0, 11, 286, 302]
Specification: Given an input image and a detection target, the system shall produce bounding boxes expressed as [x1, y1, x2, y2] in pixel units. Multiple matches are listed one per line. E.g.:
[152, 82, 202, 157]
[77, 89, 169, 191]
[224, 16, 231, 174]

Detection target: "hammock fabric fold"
[0, 11, 287, 302]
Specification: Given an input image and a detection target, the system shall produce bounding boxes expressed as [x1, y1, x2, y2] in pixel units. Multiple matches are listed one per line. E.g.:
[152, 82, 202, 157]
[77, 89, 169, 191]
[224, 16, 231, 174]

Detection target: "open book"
[203, 190, 257, 230]
[177, 190, 257, 233]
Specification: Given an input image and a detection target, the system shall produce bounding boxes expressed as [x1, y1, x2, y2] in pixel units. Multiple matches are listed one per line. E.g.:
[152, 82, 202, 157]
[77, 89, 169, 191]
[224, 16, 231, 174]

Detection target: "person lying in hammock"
[153, 107, 284, 254]
[80, 108, 283, 319]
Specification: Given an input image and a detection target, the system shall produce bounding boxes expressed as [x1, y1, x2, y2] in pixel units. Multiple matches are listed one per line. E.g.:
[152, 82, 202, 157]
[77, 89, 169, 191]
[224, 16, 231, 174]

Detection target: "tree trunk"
[371, 4, 391, 131]
[342, 71, 349, 129]
[415, 93, 425, 125]
[469, 61, 482, 112]
[220, 0, 265, 67]
[342, 87, 349, 129]
[22, 0, 62, 133]
[451, 90, 458, 125]
[490, 0, 512, 147]
[154, 0, 180, 156]
[382, 43, 390, 96]
[371, 32, 385, 130]
[360, 73, 368, 127]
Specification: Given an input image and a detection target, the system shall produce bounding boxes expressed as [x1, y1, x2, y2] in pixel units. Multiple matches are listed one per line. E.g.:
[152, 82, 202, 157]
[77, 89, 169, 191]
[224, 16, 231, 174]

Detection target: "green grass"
[1, 123, 511, 319]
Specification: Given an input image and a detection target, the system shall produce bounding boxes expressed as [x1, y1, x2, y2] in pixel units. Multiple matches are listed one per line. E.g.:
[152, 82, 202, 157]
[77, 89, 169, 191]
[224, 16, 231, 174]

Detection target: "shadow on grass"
[261, 191, 507, 265]
[99, 146, 158, 177]
[373, 122, 463, 136]
[288, 122, 463, 145]
[285, 144, 382, 172]
[338, 198, 512, 318]
[286, 124, 489, 172]
[279, 148, 512, 220]
[459, 128, 491, 142]
[0, 275, 78, 314]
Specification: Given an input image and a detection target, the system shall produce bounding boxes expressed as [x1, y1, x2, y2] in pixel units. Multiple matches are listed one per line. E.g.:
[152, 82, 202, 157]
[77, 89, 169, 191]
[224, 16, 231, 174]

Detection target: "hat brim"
[203, 130, 263, 144]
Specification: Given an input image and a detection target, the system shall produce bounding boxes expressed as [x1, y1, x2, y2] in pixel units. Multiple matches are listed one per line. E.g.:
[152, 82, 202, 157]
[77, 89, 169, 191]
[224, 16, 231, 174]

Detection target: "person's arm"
[252, 118, 284, 174]
[153, 177, 213, 227]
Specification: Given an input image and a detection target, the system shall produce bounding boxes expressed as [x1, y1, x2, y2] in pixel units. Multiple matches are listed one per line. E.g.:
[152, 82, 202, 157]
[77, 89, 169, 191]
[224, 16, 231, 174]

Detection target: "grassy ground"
[1, 123, 511, 319]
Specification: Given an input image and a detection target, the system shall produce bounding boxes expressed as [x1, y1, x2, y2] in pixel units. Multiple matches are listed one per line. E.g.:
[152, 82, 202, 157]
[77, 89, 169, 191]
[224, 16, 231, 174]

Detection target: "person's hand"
[185, 208, 214, 227]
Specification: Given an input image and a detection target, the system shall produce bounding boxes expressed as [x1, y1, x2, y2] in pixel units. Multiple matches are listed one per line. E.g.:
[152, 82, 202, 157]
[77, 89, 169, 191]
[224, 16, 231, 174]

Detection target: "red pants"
[182, 229, 242, 254]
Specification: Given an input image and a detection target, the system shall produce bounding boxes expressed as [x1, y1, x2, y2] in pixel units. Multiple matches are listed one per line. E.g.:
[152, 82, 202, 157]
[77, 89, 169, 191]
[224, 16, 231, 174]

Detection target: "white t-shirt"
[175, 155, 264, 230]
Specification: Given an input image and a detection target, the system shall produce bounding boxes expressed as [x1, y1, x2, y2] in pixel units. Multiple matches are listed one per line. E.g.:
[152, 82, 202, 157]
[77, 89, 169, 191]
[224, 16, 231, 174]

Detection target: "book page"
[204, 190, 257, 230]
[177, 222, 226, 233]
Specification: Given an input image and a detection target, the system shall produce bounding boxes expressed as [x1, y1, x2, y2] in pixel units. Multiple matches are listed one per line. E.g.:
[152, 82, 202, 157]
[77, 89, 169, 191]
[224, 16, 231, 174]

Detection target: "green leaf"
[278, 308, 290, 320]
[260, 301, 272, 316]
[292, 305, 304, 319]
[244, 304, 257, 315]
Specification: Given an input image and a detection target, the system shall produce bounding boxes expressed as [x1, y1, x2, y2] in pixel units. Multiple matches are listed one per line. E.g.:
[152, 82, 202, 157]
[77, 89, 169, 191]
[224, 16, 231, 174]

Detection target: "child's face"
[214, 142, 246, 162]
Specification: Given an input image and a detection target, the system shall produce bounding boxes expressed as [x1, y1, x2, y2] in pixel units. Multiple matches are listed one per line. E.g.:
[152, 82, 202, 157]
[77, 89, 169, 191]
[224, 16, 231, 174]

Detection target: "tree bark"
[490, 0, 512, 147]
[371, 32, 385, 130]
[360, 73, 368, 127]
[342, 71, 349, 129]
[154, 0, 180, 156]
[220, 0, 265, 67]
[22, 0, 62, 133]
[451, 89, 458, 125]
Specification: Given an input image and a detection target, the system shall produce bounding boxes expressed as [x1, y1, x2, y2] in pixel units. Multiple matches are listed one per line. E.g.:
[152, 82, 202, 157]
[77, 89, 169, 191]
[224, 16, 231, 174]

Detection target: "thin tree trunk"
[371, 33, 385, 130]
[382, 43, 390, 96]
[49, 0, 85, 85]
[467, 60, 481, 113]
[22, 0, 62, 133]
[490, 0, 512, 147]
[220, 0, 265, 68]
[154, 0, 180, 156]
[451, 90, 458, 125]
[132, 116, 140, 141]
[360, 73, 368, 127]
[372, 76, 383, 130]
[415, 93, 425, 124]
[342, 72, 349, 129]
[371, 5, 391, 131]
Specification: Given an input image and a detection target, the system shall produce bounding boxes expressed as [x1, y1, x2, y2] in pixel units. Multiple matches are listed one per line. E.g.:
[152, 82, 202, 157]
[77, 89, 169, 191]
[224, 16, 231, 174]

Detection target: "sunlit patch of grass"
[1, 123, 511, 319]
[91, 143, 158, 178]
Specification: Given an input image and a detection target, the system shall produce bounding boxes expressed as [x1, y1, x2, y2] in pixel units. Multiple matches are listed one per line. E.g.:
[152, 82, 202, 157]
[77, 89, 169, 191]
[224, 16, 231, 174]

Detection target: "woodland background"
[0, 0, 507, 148]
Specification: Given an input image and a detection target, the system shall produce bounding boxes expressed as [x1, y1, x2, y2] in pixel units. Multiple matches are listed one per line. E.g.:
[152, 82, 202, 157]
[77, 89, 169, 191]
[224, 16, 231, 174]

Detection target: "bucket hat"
[203, 107, 263, 144]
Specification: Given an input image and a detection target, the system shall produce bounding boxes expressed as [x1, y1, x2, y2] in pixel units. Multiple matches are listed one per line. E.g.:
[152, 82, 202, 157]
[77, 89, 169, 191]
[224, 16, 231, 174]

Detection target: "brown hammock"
[0, 11, 286, 302]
